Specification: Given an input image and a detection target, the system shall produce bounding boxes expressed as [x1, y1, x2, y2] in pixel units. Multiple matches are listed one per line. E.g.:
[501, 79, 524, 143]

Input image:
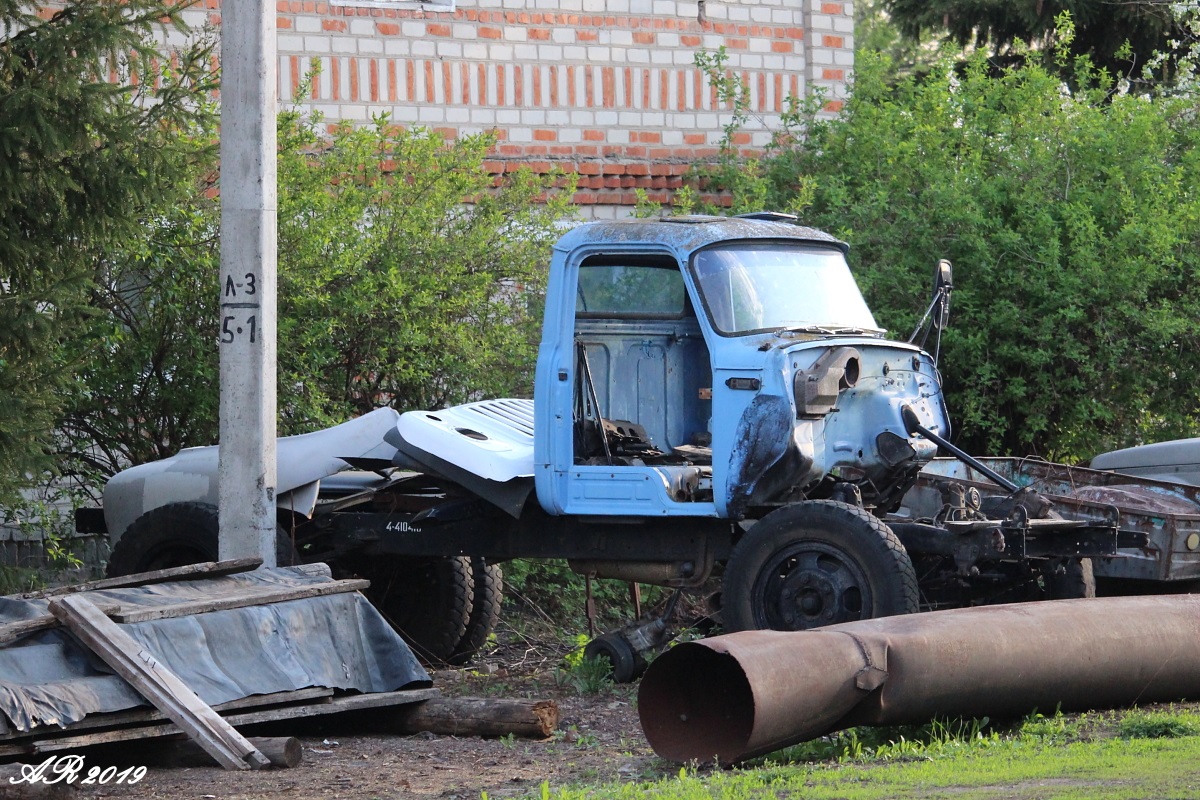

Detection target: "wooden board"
[110, 579, 371, 624]
[10, 559, 264, 600]
[0, 688, 335, 744]
[0, 689, 441, 758]
[221, 688, 441, 724]
[48, 595, 269, 771]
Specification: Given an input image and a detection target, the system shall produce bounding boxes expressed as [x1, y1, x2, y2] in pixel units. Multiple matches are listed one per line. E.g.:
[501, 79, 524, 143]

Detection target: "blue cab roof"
[553, 215, 849, 257]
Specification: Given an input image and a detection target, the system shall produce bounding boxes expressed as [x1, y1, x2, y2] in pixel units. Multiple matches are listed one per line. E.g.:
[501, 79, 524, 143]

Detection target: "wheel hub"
[756, 543, 872, 631]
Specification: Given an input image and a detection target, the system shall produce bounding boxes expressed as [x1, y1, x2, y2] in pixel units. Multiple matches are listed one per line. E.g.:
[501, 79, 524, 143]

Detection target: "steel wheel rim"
[752, 541, 874, 630]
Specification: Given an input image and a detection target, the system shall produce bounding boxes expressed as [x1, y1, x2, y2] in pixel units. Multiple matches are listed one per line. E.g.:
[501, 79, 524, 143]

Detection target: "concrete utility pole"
[217, 0, 278, 565]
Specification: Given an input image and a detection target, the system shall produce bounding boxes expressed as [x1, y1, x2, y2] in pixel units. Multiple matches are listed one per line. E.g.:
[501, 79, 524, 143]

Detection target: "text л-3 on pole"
[217, 0, 278, 565]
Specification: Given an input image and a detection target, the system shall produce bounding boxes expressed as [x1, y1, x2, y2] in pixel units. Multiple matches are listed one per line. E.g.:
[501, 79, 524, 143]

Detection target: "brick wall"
[179, 0, 854, 216]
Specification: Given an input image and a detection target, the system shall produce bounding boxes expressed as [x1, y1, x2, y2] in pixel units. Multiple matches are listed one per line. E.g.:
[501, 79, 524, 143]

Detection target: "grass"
[510, 706, 1200, 800]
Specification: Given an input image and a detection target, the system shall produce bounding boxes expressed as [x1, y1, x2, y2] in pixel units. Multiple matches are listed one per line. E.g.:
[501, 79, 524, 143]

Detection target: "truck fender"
[725, 394, 797, 518]
[102, 407, 401, 546]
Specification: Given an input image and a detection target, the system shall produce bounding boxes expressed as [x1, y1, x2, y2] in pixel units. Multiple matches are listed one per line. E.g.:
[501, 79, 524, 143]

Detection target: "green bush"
[692, 43, 1200, 461]
[62, 111, 573, 480]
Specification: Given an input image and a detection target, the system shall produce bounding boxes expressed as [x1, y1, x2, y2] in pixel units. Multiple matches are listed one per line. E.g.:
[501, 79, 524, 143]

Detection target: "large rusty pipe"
[639, 596, 1200, 763]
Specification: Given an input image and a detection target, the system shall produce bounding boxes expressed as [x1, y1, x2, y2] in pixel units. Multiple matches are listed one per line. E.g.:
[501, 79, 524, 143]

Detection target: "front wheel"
[107, 502, 299, 577]
[722, 500, 918, 632]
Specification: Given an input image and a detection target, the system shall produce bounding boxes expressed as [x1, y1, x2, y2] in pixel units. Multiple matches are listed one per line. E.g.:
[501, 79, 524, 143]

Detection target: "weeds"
[760, 716, 999, 766]
[1018, 706, 1085, 743]
[1119, 708, 1200, 739]
[549, 635, 616, 695]
[504, 560, 666, 632]
[554, 656, 614, 695]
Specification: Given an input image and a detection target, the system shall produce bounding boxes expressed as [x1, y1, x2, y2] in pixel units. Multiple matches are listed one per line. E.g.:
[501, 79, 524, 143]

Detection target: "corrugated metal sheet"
[0, 567, 430, 733]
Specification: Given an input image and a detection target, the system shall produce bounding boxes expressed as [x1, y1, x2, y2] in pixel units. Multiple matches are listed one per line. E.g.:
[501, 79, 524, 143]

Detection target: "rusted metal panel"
[901, 458, 1200, 582]
[640, 595, 1200, 763]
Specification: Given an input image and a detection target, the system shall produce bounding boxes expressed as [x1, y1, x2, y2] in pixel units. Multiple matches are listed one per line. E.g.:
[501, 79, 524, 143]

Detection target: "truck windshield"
[690, 243, 880, 336]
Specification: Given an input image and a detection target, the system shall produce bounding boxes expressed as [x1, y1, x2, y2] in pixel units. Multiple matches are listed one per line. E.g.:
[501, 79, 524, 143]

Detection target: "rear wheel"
[1045, 557, 1095, 599]
[106, 502, 299, 577]
[722, 500, 918, 632]
[447, 557, 503, 666]
[361, 556, 474, 664]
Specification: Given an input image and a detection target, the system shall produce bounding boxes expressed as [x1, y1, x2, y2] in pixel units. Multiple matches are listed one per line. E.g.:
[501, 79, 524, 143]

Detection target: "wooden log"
[150, 736, 302, 769]
[11, 559, 263, 600]
[393, 698, 559, 739]
[110, 579, 371, 624]
[47, 595, 269, 771]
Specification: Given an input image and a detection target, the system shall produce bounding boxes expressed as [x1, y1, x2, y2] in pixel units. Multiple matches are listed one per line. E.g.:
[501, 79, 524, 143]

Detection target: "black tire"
[722, 500, 919, 632]
[446, 557, 503, 666]
[361, 556, 473, 665]
[106, 502, 299, 577]
[585, 632, 642, 683]
[1038, 510, 1095, 600]
[1046, 558, 1096, 599]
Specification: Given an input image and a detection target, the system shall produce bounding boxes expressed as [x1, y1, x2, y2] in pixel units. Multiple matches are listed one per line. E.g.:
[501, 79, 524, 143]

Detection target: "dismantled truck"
[81, 214, 1121, 669]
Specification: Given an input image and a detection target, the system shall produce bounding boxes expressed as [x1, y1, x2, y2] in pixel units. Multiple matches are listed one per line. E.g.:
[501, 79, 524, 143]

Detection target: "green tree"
[884, 0, 1180, 81]
[275, 114, 574, 429]
[856, 0, 944, 81]
[690, 47, 1200, 461]
[0, 0, 213, 501]
[61, 109, 574, 480]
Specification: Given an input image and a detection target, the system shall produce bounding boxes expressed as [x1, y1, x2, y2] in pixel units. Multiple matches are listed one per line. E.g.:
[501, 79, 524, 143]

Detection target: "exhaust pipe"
[639, 595, 1200, 763]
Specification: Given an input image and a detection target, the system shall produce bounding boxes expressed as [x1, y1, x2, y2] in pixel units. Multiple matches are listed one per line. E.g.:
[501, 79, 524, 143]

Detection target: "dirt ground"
[71, 627, 676, 800]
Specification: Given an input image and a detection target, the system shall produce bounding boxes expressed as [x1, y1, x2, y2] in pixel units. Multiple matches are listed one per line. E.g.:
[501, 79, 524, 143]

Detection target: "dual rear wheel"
[359, 554, 502, 665]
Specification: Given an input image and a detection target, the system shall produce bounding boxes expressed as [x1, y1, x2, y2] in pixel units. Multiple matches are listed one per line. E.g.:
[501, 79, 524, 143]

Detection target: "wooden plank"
[0, 603, 122, 646]
[219, 688, 442, 725]
[110, 579, 371, 624]
[0, 687, 335, 743]
[11, 559, 264, 600]
[0, 688, 441, 757]
[48, 594, 269, 771]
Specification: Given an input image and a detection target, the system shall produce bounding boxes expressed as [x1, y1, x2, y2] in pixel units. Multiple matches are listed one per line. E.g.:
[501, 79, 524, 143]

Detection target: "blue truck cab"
[533, 215, 949, 522]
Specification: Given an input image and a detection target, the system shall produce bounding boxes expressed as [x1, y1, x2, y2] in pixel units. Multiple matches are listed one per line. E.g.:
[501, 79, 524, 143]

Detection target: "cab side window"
[575, 259, 687, 319]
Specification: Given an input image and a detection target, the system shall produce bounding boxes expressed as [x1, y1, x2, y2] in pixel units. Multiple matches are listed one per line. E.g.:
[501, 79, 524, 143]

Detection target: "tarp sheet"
[0, 567, 430, 733]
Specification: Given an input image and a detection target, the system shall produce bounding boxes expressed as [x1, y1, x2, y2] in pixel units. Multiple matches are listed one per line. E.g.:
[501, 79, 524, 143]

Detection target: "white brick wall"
[188, 0, 852, 213]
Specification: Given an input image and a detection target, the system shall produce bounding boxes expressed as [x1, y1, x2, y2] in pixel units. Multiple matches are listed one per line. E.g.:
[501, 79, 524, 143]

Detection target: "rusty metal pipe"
[639, 596, 1200, 763]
